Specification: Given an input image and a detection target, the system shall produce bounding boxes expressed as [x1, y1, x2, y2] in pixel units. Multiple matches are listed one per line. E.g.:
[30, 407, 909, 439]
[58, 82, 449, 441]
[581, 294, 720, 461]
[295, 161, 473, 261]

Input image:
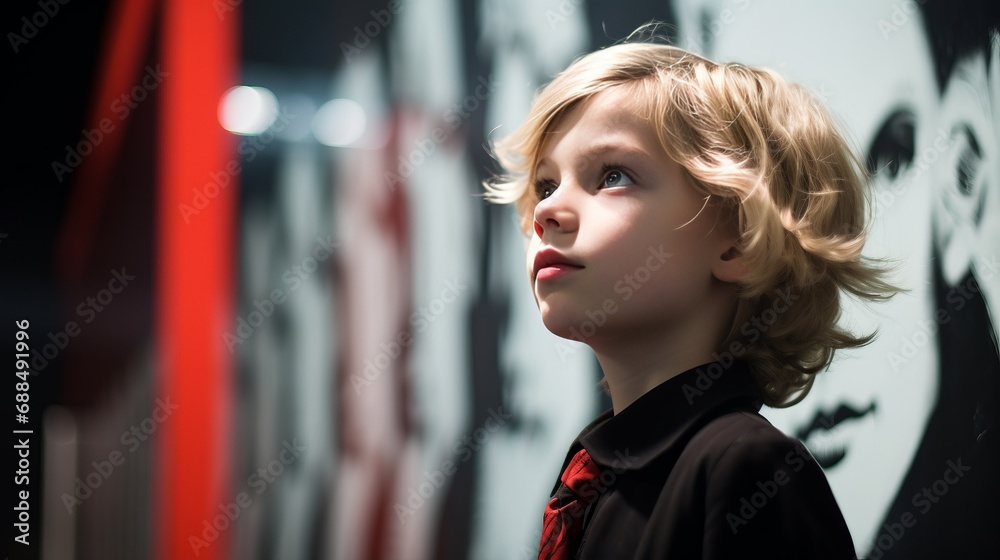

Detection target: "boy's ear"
[713, 244, 748, 283]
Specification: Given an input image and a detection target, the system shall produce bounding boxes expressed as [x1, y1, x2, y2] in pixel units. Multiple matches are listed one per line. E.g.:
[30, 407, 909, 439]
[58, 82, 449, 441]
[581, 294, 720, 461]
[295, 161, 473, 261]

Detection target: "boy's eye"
[602, 167, 634, 188]
[535, 180, 557, 200]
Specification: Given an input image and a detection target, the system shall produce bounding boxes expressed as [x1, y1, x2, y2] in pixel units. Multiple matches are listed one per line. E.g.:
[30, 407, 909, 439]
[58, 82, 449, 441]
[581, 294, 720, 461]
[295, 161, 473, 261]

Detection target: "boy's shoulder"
[682, 409, 817, 481]
[658, 410, 856, 558]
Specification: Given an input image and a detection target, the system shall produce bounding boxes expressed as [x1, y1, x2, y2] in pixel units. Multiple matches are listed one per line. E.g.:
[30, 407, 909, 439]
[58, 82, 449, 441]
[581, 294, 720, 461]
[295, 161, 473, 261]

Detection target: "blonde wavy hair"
[483, 39, 898, 408]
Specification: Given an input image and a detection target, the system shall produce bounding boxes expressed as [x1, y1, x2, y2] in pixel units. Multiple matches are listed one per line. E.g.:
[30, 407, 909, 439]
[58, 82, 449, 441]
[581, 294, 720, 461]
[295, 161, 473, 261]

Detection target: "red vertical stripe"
[56, 0, 156, 284]
[157, 2, 237, 560]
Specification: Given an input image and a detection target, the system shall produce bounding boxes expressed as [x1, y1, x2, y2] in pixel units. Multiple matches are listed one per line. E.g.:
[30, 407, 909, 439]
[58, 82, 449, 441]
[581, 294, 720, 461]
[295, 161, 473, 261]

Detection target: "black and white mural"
[310, 1, 997, 558]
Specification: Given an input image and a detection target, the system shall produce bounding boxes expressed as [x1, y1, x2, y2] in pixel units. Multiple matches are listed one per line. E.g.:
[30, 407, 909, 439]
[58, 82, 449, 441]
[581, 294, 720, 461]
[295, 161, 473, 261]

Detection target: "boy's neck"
[593, 302, 734, 415]
[596, 347, 717, 415]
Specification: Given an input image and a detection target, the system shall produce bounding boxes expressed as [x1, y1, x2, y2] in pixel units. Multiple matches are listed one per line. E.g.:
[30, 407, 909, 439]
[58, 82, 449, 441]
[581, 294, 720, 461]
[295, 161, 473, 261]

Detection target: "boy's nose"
[532, 188, 578, 237]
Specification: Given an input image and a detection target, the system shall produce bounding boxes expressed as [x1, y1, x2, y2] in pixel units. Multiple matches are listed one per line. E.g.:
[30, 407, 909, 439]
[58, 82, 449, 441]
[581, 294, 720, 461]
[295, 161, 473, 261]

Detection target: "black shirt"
[547, 360, 857, 559]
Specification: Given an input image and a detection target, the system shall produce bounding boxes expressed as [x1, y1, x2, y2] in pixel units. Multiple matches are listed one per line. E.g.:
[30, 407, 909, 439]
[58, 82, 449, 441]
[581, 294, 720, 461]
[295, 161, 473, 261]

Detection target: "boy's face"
[526, 88, 735, 348]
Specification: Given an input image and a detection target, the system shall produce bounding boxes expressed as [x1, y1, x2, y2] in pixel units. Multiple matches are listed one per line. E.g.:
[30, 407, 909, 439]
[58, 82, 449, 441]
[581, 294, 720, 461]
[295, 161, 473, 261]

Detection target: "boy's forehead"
[564, 88, 649, 128]
[535, 89, 657, 165]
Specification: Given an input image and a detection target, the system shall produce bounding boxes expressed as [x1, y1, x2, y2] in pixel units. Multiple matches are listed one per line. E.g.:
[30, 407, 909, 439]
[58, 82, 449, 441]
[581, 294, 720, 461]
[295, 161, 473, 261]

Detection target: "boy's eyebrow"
[536, 139, 653, 172]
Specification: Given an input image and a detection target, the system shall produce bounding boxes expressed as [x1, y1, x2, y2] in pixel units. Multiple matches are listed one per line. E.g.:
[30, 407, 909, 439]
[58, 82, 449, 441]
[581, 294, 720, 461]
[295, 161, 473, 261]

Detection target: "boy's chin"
[539, 314, 606, 344]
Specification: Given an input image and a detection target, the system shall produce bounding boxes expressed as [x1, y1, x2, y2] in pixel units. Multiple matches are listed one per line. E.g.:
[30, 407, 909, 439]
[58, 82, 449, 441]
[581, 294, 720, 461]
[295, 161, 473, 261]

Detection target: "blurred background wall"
[8, 0, 999, 559]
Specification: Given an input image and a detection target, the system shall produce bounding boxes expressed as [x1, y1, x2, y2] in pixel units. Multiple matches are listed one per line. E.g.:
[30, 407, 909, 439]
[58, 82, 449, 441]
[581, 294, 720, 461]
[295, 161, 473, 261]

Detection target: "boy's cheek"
[525, 236, 553, 285]
[525, 235, 541, 258]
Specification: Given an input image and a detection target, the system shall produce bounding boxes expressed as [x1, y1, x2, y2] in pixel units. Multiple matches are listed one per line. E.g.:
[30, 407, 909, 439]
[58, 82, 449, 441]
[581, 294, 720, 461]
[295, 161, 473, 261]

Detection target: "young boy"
[484, 38, 895, 559]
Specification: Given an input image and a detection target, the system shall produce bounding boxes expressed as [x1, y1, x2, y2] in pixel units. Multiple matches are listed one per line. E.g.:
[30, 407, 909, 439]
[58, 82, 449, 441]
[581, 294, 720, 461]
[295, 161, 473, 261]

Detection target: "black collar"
[551, 360, 764, 495]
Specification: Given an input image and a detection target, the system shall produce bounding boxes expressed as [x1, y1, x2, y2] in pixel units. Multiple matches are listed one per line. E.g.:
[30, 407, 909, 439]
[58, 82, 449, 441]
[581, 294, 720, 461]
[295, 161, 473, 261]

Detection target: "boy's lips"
[533, 248, 584, 281]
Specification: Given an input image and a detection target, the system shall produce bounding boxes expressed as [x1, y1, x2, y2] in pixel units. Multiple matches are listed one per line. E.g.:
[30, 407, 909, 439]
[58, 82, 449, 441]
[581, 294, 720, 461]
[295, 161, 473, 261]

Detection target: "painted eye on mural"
[865, 110, 916, 181]
[935, 122, 985, 285]
[953, 124, 982, 199]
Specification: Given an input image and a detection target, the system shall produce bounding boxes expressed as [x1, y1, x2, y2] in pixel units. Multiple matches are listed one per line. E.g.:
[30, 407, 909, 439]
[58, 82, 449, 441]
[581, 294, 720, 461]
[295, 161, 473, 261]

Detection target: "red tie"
[538, 448, 602, 560]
